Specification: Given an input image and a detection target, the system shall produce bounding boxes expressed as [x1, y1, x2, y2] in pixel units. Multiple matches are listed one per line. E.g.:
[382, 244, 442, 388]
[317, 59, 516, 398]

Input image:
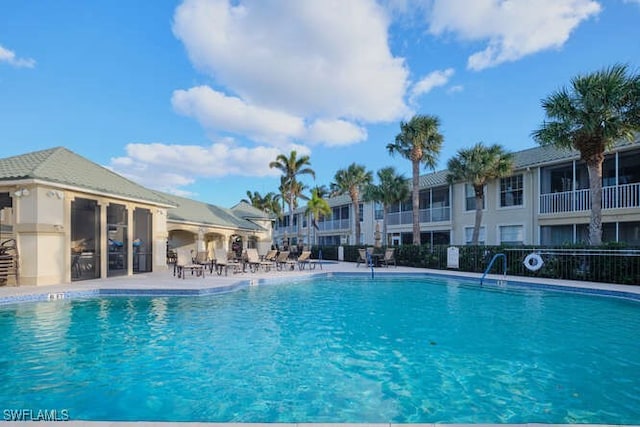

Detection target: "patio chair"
[356, 248, 367, 267]
[381, 248, 396, 267]
[175, 249, 205, 279]
[275, 251, 291, 271]
[264, 249, 278, 262]
[214, 248, 241, 276]
[296, 250, 312, 270]
[246, 248, 273, 272]
[194, 251, 214, 274]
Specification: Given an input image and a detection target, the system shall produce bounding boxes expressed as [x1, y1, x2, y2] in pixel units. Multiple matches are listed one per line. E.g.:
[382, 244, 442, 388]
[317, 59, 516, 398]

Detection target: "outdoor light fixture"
[46, 190, 64, 199]
[13, 188, 30, 198]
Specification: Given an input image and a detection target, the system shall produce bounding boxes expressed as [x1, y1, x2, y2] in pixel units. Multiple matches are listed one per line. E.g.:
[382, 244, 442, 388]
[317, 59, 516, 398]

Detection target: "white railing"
[273, 225, 298, 235]
[316, 218, 351, 232]
[539, 182, 640, 214]
[387, 207, 451, 226]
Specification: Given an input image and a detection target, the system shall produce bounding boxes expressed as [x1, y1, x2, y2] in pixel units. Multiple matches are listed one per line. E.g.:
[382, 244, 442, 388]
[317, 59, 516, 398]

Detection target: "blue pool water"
[1, 275, 639, 423]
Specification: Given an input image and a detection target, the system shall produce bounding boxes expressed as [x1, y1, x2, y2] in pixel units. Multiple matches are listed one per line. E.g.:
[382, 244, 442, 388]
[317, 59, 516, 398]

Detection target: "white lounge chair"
[175, 249, 205, 279]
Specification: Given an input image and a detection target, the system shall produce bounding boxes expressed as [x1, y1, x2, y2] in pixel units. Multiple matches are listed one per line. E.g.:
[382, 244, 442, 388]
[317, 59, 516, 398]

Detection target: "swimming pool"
[1, 275, 639, 423]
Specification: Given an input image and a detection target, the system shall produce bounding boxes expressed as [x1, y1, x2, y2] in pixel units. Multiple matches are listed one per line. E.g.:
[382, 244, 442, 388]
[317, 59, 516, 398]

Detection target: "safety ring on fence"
[523, 253, 544, 272]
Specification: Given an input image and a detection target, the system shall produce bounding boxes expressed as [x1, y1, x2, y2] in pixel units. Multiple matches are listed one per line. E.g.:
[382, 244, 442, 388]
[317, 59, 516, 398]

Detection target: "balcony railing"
[387, 207, 451, 226]
[274, 225, 299, 235]
[539, 182, 640, 214]
[316, 218, 351, 232]
[274, 219, 352, 235]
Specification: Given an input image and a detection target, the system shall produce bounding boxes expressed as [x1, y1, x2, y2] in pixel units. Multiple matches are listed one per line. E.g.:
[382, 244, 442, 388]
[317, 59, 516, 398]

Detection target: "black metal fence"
[312, 244, 640, 285]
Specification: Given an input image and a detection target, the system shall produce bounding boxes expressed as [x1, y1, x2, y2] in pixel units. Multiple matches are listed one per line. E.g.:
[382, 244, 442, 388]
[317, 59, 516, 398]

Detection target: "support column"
[99, 202, 108, 279]
[127, 205, 134, 276]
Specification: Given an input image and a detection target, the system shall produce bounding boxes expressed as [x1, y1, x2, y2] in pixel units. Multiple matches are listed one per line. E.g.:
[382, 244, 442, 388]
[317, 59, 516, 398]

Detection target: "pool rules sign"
[447, 247, 460, 269]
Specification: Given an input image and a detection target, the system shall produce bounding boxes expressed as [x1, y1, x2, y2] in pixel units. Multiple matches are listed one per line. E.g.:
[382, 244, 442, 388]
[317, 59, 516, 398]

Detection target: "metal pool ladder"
[480, 253, 506, 286]
[366, 251, 374, 279]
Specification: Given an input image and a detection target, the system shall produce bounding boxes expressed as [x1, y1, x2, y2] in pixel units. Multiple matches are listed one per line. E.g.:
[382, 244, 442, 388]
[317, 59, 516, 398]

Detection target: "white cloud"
[0, 45, 35, 68]
[409, 68, 454, 103]
[172, 86, 305, 146]
[305, 119, 368, 147]
[426, 0, 601, 70]
[172, 85, 369, 147]
[109, 141, 310, 195]
[172, 0, 409, 123]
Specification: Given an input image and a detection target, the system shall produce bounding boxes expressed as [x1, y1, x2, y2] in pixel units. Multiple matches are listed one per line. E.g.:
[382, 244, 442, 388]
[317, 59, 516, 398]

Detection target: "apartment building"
[274, 139, 640, 247]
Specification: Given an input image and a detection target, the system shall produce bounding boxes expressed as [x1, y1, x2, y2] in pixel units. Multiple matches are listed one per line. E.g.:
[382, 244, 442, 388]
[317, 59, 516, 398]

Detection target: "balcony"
[539, 182, 640, 214]
[273, 225, 299, 236]
[315, 218, 351, 232]
[387, 206, 451, 226]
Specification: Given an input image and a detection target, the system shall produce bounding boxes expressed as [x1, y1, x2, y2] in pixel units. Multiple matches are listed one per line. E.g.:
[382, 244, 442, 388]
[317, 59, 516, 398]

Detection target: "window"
[499, 225, 524, 245]
[420, 230, 451, 245]
[133, 208, 152, 273]
[618, 221, 640, 245]
[401, 232, 413, 245]
[500, 175, 523, 207]
[465, 184, 485, 211]
[318, 235, 341, 245]
[341, 205, 350, 220]
[540, 225, 573, 245]
[464, 226, 486, 245]
[618, 153, 640, 184]
[374, 202, 383, 220]
[431, 187, 450, 221]
[107, 203, 128, 277]
[419, 190, 430, 209]
[540, 224, 589, 245]
[359, 203, 364, 222]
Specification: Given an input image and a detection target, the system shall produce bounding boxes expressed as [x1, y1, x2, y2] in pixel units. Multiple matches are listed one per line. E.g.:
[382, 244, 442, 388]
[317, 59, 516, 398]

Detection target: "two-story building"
[273, 138, 640, 247]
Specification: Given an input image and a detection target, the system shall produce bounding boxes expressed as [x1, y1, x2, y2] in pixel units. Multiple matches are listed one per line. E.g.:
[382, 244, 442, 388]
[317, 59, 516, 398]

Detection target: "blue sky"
[2, 0, 639, 207]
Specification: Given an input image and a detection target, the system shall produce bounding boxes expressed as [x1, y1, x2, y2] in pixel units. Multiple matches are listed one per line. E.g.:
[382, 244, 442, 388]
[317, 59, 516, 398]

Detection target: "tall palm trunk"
[587, 159, 604, 245]
[472, 185, 484, 245]
[351, 191, 360, 245]
[382, 203, 389, 246]
[411, 159, 420, 245]
[288, 193, 295, 246]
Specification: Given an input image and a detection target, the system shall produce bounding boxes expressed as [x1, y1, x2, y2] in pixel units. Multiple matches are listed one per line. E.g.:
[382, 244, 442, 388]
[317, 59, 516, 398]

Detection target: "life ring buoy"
[523, 253, 544, 271]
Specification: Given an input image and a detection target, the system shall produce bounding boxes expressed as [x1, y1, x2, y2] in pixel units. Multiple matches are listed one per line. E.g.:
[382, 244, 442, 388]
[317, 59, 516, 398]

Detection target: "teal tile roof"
[0, 147, 175, 206]
[162, 193, 263, 231]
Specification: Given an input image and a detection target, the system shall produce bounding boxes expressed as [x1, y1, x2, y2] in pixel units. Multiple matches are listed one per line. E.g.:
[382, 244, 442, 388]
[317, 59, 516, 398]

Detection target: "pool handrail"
[480, 253, 507, 285]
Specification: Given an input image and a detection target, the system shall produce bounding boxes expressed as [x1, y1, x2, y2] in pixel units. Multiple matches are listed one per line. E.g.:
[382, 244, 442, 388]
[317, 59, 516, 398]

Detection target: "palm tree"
[241, 191, 282, 217]
[532, 64, 640, 245]
[313, 184, 331, 199]
[387, 114, 444, 245]
[331, 163, 373, 245]
[363, 167, 410, 245]
[447, 142, 514, 245]
[241, 190, 262, 208]
[269, 151, 315, 238]
[305, 187, 332, 245]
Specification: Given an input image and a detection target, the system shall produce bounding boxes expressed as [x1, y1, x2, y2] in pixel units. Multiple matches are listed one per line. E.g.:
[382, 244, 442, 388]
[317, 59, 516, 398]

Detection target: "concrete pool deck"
[1, 261, 639, 427]
[1, 260, 639, 303]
